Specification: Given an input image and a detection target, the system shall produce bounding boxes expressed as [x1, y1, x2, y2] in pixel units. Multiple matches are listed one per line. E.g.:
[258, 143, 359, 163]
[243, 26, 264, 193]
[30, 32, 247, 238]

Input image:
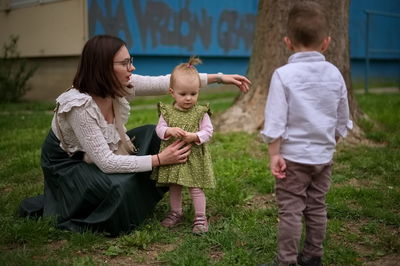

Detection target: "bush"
[0, 35, 37, 102]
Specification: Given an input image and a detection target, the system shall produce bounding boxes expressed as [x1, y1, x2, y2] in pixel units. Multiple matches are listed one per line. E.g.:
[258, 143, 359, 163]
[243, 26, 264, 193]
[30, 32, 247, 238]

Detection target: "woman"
[20, 35, 250, 236]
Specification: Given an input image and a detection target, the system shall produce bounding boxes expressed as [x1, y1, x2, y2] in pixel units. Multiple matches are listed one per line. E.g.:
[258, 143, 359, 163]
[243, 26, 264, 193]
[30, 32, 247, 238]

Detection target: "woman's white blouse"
[51, 74, 208, 174]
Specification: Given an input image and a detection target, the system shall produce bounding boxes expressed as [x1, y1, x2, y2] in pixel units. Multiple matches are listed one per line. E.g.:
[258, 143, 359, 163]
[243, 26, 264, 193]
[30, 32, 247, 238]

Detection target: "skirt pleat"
[22, 124, 165, 236]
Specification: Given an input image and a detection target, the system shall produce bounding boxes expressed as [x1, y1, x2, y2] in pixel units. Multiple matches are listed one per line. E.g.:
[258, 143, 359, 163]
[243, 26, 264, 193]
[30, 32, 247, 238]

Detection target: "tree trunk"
[215, 0, 361, 134]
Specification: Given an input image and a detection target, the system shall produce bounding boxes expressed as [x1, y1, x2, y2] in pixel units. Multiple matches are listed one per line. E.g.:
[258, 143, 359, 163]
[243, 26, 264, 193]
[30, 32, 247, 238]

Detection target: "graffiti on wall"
[88, 0, 257, 56]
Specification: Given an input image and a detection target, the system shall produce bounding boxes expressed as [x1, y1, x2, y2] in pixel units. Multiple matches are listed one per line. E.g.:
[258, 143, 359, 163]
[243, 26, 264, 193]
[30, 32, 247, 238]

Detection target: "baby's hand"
[183, 132, 200, 143]
[166, 127, 186, 139]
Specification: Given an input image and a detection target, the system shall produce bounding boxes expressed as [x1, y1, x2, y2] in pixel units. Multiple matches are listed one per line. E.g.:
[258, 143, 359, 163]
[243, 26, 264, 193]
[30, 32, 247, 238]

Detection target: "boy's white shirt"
[260, 51, 353, 165]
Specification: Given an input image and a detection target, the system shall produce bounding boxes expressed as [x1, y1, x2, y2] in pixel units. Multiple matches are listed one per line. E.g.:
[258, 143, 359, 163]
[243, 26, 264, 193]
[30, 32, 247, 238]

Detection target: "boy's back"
[265, 51, 350, 164]
[259, 2, 352, 265]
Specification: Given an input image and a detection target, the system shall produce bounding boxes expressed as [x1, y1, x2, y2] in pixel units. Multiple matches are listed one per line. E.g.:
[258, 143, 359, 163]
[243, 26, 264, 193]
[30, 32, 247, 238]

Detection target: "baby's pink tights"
[169, 184, 206, 217]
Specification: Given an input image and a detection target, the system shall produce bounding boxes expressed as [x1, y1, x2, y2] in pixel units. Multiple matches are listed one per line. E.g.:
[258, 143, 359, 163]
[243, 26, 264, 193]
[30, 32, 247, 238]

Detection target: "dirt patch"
[364, 254, 400, 266]
[97, 256, 141, 266]
[209, 214, 224, 225]
[92, 242, 178, 266]
[339, 122, 386, 148]
[330, 219, 400, 265]
[0, 186, 13, 193]
[208, 246, 225, 261]
[345, 178, 364, 188]
[333, 177, 378, 189]
[0, 243, 22, 251]
[47, 240, 67, 251]
[244, 194, 276, 210]
[248, 138, 268, 159]
[328, 219, 375, 265]
[351, 178, 371, 187]
[140, 242, 176, 263]
[343, 220, 376, 255]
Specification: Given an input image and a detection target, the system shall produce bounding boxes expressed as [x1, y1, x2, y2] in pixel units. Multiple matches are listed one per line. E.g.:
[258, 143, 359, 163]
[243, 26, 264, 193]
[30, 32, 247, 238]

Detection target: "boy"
[260, 2, 352, 266]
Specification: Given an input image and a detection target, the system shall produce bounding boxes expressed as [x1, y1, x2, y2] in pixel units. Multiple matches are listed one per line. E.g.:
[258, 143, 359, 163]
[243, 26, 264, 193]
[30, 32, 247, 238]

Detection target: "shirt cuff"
[136, 155, 153, 172]
[195, 133, 205, 145]
[157, 126, 169, 140]
[336, 120, 353, 138]
[260, 132, 277, 143]
[260, 129, 283, 143]
[199, 73, 208, 88]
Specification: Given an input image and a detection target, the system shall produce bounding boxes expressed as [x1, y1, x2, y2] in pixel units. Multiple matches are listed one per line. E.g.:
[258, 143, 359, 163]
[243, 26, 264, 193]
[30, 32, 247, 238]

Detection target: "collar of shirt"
[288, 51, 325, 64]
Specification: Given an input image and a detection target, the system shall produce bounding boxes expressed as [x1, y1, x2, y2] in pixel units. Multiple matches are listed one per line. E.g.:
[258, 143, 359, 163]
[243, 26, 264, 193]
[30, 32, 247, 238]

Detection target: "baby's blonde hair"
[170, 56, 202, 89]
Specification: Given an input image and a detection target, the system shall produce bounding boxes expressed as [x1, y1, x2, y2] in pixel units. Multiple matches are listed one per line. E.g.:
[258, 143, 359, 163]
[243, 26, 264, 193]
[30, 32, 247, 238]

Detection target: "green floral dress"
[152, 102, 215, 188]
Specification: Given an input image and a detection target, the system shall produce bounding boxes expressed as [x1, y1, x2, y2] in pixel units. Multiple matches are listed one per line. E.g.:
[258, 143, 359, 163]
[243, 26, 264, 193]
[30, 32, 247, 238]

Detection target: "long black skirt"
[20, 125, 166, 236]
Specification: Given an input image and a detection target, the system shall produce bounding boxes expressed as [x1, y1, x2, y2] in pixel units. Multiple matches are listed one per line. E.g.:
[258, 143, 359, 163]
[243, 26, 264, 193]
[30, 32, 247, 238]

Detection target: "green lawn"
[0, 89, 399, 265]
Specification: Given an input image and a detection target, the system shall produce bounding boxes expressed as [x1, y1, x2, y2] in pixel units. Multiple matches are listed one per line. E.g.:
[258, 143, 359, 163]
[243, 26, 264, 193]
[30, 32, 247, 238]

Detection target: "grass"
[352, 79, 400, 91]
[0, 88, 399, 265]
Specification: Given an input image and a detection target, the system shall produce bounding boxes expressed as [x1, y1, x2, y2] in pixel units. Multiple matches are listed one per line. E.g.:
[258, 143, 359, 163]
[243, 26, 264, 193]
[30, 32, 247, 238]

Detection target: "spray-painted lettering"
[133, 0, 212, 51]
[89, 1, 133, 48]
[89, 0, 257, 55]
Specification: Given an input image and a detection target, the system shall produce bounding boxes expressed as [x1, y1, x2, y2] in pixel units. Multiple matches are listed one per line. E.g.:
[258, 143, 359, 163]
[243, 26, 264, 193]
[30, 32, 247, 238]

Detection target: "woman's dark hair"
[73, 35, 127, 98]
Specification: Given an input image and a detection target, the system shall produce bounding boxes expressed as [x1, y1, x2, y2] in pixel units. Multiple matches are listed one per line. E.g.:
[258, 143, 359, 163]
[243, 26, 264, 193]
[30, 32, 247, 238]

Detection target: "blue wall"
[87, 0, 256, 75]
[88, 0, 400, 80]
[349, 0, 400, 81]
[349, 0, 400, 60]
[88, 0, 257, 56]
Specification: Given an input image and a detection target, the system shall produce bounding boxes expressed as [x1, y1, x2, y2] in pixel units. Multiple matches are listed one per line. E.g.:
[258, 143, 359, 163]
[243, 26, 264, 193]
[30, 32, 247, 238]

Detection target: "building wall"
[0, 0, 86, 101]
[349, 0, 400, 85]
[0, 0, 398, 101]
[88, 0, 257, 76]
[0, 0, 87, 56]
[89, 0, 400, 81]
[349, 0, 400, 60]
[23, 56, 79, 100]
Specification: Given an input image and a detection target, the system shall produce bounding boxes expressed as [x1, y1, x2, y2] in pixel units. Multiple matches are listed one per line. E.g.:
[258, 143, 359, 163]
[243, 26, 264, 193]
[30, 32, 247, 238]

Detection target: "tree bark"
[215, 0, 361, 133]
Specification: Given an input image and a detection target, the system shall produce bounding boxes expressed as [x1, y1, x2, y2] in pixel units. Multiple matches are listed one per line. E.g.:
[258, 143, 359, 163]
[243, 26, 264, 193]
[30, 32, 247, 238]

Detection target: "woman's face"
[113, 45, 135, 87]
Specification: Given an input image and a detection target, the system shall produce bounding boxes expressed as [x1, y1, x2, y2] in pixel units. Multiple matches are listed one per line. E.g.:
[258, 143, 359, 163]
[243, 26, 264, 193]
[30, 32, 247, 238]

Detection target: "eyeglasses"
[114, 57, 134, 71]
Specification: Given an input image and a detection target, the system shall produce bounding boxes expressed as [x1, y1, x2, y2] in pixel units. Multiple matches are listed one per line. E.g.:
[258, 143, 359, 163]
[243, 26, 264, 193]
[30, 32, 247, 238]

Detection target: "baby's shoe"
[192, 215, 208, 234]
[161, 211, 183, 228]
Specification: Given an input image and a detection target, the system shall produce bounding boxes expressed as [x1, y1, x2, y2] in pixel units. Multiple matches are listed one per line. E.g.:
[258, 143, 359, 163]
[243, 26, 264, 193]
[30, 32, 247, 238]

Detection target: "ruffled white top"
[51, 73, 208, 174]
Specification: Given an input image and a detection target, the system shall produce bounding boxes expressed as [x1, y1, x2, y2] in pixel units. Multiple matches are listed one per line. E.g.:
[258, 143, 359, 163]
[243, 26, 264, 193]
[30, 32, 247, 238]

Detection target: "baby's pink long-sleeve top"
[155, 113, 213, 144]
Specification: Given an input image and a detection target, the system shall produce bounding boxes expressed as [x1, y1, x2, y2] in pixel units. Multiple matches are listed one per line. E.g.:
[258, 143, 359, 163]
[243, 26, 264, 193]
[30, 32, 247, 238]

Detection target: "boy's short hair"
[287, 1, 328, 48]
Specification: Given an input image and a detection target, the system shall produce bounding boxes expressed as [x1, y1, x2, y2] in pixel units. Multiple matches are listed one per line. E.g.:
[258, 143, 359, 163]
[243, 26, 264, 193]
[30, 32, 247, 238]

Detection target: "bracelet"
[216, 72, 223, 84]
[156, 154, 161, 166]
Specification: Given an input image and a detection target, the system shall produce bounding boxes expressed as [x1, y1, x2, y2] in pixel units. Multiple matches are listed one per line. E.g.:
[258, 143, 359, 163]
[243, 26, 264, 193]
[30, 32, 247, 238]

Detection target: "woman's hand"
[209, 74, 251, 93]
[155, 140, 191, 166]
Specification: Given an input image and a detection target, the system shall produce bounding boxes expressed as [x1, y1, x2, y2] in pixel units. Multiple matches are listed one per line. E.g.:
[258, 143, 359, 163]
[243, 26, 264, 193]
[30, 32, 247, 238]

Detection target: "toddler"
[152, 57, 215, 234]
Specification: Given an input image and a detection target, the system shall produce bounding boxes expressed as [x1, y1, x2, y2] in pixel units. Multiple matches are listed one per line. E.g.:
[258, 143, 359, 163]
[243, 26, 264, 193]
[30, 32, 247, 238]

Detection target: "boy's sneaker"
[297, 253, 322, 266]
[259, 257, 298, 266]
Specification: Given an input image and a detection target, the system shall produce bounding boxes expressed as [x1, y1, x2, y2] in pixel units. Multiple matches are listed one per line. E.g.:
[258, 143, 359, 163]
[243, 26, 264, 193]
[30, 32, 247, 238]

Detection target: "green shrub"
[0, 35, 37, 102]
